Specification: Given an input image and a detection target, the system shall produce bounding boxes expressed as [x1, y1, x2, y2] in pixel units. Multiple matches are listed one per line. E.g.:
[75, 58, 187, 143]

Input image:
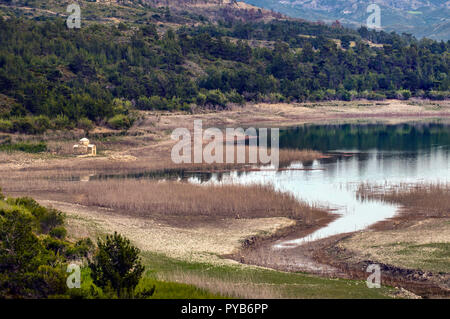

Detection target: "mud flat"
[235, 183, 450, 298]
[38, 199, 297, 265]
[0, 99, 449, 172]
[0, 100, 449, 298]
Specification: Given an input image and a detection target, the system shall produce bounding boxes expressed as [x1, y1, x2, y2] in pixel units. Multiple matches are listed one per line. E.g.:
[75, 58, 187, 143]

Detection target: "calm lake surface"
[188, 121, 450, 248]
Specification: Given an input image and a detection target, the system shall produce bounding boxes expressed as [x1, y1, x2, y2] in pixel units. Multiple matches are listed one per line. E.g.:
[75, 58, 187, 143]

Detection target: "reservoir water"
[188, 121, 450, 247]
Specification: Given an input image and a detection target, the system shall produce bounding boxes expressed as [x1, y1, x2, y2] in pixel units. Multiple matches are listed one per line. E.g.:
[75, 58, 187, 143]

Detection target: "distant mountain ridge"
[242, 0, 450, 40]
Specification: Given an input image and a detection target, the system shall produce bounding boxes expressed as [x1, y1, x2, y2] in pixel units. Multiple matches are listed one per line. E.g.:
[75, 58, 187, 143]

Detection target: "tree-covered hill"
[0, 0, 448, 134]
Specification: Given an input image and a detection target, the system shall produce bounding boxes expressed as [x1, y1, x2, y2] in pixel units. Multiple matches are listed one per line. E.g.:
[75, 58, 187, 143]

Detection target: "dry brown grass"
[74, 180, 315, 221]
[357, 183, 450, 218]
[164, 147, 322, 171]
[0, 139, 322, 176]
[157, 271, 284, 299]
[1, 178, 323, 225]
[339, 183, 450, 280]
[337, 217, 450, 274]
[38, 199, 295, 263]
[278, 149, 322, 166]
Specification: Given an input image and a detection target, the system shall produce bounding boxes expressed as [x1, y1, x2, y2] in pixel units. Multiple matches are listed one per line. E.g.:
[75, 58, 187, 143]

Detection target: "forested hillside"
[0, 0, 449, 133]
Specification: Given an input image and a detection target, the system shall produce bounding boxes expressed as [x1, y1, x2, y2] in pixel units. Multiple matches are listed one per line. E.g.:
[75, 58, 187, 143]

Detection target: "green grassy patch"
[370, 242, 414, 249]
[138, 277, 225, 299]
[396, 243, 450, 273]
[141, 252, 395, 299]
[71, 267, 223, 299]
[0, 141, 47, 153]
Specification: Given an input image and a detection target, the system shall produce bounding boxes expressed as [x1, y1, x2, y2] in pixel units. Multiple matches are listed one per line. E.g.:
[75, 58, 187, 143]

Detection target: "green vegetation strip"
[141, 252, 395, 299]
[0, 141, 47, 153]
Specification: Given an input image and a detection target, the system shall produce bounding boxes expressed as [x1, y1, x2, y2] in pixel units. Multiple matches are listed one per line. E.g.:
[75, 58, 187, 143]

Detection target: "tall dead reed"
[357, 183, 450, 217]
[157, 271, 285, 299]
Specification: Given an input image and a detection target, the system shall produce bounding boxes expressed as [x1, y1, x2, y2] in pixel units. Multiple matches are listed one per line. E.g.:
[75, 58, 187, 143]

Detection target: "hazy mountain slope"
[243, 0, 450, 40]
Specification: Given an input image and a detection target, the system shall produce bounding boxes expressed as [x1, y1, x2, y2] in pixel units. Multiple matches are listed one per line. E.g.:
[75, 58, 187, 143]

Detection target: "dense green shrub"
[89, 232, 146, 298]
[427, 91, 449, 100]
[11, 117, 36, 134]
[195, 93, 207, 106]
[0, 194, 153, 299]
[43, 236, 68, 255]
[107, 114, 133, 130]
[0, 208, 65, 298]
[53, 115, 73, 130]
[205, 90, 227, 108]
[0, 119, 12, 132]
[77, 117, 94, 134]
[66, 238, 94, 259]
[33, 115, 51, 133]
[225, 90, 245, 105]
[337, 90, 353, 101]
[49, 226, 67, 239]
[396, 89, 412, 100]
[310, 90, 325, 101]
[137, 96, 167, 110]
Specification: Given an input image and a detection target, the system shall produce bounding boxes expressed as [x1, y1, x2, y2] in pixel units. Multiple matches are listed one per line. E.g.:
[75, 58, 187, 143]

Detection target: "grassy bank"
[0, 191, 396, 299]
[334, 183, 450, 288]
[140, 251, 395, 299]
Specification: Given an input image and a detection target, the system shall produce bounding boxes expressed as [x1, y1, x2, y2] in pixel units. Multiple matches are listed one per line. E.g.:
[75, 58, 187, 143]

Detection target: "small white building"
[73, 138, 96, 156]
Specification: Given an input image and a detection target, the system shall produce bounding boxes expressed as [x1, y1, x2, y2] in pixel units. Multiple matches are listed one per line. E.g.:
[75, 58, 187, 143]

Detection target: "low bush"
[0, 141, 47, 153]
[396, 89, 412, 100]
[107, 114, 133, 130]
[0, 119, 12, 133]
[427, 90, 450, 100]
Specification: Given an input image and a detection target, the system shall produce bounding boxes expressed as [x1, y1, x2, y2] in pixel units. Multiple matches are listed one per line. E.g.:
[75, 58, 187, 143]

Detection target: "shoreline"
[232, 183, 450, 298]
[233, 212, 449, 298]
[1, 99, 449, 172]
[1, 100, 449, 298]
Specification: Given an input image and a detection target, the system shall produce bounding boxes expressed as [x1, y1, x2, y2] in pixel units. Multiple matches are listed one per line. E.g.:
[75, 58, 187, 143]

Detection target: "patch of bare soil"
[315, 237, 450, 298]
[1, 100, 449, 297]
[234, 183, 450, 298]
[227, 212, 347, 277]
[0, 100, 448, 172]
[38, 199, 296, 266]
[313, 184, 450, 298]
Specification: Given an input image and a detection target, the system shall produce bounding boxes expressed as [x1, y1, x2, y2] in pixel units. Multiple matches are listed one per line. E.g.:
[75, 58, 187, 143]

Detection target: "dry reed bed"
[0, 147, 323, 190]
[357, 183, 450, 218]
[0, 145, 322, 175]
[0, 178, 324, 225]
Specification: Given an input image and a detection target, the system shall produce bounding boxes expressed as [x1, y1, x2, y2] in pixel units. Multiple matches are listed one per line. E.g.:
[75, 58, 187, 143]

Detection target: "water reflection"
[58, 122, 449, 247]
[279, 122, 450, 152]
[190, 122, 450, 247]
